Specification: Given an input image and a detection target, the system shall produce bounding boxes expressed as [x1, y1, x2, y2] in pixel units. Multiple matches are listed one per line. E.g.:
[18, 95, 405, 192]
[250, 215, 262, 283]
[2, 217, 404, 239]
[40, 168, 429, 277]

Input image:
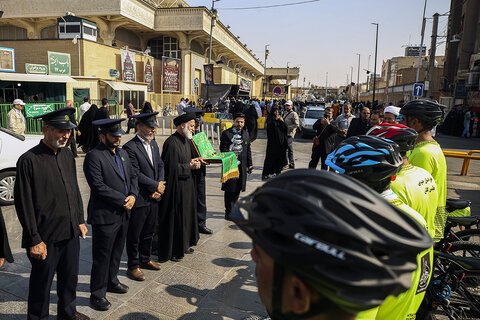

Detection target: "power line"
[218, 0, 321, 11]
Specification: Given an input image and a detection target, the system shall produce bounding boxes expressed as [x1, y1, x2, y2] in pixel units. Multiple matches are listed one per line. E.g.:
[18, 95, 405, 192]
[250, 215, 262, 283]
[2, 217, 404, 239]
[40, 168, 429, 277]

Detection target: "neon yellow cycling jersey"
[356, 190, 433, 320]
[408, 140, 447, 242]
[391, 164, 437, 239]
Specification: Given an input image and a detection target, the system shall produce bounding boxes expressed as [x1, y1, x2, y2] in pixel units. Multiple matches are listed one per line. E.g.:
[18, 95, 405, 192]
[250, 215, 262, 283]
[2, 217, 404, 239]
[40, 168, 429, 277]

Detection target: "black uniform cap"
[33, 107, 76, 129]
[92, 118, 126, 136]
[132, 112, 159, 127]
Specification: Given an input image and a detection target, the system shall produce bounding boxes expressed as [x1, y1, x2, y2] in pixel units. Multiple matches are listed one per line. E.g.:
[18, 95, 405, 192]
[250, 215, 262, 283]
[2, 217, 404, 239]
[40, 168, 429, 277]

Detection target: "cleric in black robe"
[244, 103, 259, 142]
[77, 104, 98, 152]
[220, 113, 253, 219]
[158, 112, 204, 262]
[0, 207, 13, 268]
[262, 107, 288, 180]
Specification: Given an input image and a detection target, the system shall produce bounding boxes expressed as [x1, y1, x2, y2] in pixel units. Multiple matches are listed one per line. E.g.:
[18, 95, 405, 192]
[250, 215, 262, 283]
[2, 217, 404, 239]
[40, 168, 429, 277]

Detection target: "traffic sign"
[273, 86, 282, 96]
[413, 83, 424, 97]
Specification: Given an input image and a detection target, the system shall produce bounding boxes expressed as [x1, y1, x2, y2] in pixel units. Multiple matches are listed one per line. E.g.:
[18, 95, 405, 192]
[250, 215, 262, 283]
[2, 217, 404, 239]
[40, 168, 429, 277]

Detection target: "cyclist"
[231, 169, 432, 320]
[367, 123, 437, 239]
[326, 135, 434, 320]
[400, 99, 447, 242]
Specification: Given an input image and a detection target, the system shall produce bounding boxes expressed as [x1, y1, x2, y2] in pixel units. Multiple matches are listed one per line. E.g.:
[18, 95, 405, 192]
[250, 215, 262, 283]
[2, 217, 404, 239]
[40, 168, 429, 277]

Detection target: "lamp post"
[372, 23, 379, 106]
[286, 61, 290, 99]
[263, 44, 270, 100]
[415, 0, 428, 84]
[356, 53, 360, 102]
[325, 72, 328, 98]
[206, 0, 220, 100]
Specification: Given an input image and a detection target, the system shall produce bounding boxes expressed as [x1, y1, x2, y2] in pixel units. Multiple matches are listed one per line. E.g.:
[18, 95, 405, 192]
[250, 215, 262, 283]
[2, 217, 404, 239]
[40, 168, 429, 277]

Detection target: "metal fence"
[0, 100, 121, 134]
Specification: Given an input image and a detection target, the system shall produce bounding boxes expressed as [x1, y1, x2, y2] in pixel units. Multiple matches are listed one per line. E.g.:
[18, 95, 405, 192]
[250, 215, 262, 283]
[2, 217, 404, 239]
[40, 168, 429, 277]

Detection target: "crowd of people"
[0, 93, 460, 319]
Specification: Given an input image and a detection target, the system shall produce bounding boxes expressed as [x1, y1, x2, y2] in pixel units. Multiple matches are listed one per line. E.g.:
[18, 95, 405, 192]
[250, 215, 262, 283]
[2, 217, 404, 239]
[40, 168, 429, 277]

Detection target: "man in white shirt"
[7, 99, 26, 134]
[332, 104, 355, 137]
[177, 98, 186, 115]
[79, 97, 91, 119]
[253, 99, 262, 118]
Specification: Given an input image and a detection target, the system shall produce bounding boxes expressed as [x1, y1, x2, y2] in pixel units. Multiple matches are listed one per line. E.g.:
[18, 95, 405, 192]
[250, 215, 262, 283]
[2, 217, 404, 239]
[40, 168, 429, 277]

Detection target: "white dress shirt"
[137, 134, 153, 165]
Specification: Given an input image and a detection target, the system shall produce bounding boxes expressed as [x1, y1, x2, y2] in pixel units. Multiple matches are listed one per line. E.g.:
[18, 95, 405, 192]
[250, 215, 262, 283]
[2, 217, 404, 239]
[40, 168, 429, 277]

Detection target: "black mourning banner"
[162, 57, 181, 92]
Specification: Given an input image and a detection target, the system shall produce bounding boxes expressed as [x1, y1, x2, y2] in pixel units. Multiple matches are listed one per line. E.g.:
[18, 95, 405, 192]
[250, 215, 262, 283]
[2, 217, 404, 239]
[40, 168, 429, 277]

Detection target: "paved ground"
[1, 125, 479, 319]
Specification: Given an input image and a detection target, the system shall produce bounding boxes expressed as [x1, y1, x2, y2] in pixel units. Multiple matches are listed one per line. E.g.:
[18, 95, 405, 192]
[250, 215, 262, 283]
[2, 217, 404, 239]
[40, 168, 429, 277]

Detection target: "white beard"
[182, 127, 193, 140]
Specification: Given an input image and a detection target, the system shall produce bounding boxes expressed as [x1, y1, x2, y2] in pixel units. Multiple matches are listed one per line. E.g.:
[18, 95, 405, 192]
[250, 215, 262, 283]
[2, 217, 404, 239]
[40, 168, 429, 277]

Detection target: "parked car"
[298, 106, 325, 138]
[0, 128, 41, 205]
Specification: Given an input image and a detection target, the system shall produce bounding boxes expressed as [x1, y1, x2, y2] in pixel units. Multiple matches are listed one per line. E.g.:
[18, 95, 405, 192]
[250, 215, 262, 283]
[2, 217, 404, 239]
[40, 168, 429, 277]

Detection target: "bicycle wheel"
[445, 241, 480, 258]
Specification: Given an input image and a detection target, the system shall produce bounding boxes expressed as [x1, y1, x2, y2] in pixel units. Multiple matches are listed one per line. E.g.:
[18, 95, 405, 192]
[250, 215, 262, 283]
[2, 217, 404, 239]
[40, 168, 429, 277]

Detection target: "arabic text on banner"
[162, 57, 181, 92]
[121, 49, 136, 82]
[144, 58, 154, 92]
[192, 132, 239, 183]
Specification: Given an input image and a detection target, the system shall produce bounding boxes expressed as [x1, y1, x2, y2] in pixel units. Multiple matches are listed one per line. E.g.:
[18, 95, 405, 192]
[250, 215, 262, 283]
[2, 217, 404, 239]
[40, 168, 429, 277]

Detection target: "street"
[0, 126, 479, 319]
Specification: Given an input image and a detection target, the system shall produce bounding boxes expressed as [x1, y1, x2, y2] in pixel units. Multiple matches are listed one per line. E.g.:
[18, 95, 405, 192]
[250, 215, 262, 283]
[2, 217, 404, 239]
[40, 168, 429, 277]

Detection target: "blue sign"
[454, 82, 467, 99]
[413, 83, 424, 97]
[273, 86, 282, 96]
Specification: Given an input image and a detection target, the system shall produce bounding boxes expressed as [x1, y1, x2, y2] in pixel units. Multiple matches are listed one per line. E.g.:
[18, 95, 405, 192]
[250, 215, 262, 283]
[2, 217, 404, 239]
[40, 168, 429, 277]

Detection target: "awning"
[101, 80, 147, 92]
[0, 72, 77, 83]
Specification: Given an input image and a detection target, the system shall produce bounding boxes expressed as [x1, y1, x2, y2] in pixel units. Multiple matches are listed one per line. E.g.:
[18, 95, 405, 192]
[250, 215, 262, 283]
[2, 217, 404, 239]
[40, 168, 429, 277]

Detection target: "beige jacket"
[7, 108, 25, 134]
[282, 110, 299, 137]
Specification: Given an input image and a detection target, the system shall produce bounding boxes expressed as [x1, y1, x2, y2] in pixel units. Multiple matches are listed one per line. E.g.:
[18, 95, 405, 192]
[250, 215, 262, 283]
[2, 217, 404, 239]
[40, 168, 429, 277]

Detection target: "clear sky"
[186, 0, 451, 87]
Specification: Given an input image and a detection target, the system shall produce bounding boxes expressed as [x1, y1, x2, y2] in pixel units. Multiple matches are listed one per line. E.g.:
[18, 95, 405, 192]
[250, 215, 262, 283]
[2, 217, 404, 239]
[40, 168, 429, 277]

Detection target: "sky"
[186, 0, 452, 87]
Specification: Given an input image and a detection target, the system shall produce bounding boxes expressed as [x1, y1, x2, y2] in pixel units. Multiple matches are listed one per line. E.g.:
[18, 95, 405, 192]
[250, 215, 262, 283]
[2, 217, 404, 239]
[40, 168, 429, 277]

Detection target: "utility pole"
[263, 44, 270, 100]
[206, 0, 219, 100]
[426, 13, 439, 98]
[415, 0, 428, 83]
[356, 53, 361, 102]
[325, 72, 328, 98]
[372, 23, 379, 106]
[286, 61, 290, 100]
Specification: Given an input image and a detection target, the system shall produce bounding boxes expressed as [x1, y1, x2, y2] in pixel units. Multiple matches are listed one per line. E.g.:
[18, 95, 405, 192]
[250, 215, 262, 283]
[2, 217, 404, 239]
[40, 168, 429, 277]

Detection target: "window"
[0, 25, 27, 40]
[147, 36, 180, 59]
[41, 25, 57, 39]
[115, 27, 141, 49]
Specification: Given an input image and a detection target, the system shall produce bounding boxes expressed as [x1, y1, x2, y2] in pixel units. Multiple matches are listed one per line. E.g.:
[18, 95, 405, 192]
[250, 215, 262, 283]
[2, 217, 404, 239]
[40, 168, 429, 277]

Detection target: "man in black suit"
[346, 106, 371, 137]
[220, 113, 253, 220]
[83, 118, 138, 311]
[123, 112, 165, 281]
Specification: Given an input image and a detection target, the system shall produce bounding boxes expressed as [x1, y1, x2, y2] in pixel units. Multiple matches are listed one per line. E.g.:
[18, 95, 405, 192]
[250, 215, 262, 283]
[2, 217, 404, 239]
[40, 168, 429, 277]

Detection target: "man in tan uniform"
[7, 99, 26, 134]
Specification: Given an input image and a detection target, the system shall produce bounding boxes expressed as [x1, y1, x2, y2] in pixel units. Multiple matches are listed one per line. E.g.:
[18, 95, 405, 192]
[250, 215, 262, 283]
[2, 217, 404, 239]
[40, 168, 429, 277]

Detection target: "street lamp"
[372, 23, 379, 106]
[206, 0, 220, 99]
[263, 44, 270, 100]
[356, 53, 360, 102]
[286, 61, 290, 99]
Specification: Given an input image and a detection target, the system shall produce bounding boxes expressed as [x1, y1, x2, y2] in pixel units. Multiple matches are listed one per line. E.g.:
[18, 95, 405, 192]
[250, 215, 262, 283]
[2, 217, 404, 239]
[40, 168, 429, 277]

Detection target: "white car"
[298, 106, 325, 138]
[0, 128, 41, 205]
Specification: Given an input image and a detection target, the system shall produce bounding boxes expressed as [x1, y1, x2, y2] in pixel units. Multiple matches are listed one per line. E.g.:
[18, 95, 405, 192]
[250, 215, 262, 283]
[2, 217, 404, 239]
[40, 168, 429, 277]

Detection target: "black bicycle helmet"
[232, 170, 432, 315]
[400, 99, 446, 126]
[325, 135, 403, 192]
[367, 123, 418, 154]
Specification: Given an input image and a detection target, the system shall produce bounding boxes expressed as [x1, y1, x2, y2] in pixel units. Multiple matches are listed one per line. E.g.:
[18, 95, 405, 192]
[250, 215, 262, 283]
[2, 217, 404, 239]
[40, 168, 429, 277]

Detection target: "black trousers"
[126, 203, 157, 269]
[196, 173, 207, 228]
[27, 237, 79, 320]
[224, 191, 241, 215]
[91, 214, 128, 299]
[67, 133, 77, 157]
[309, 146, 321, 169]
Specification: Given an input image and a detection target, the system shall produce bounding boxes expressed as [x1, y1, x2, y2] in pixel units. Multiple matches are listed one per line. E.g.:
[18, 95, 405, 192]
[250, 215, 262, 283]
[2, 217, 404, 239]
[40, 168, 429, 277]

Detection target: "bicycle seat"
[435, 251, 480, 273]
[446, 216, 480, 226]
[446, 198, 471, 210]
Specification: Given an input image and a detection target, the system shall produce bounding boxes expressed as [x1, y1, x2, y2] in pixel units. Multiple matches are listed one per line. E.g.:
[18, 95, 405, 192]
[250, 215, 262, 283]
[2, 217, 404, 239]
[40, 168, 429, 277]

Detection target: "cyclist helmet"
[326, 135, 403, 192]
[232, 170, 432, 315]
[399, 99, 446, 127]
[367, 123, 418, 154]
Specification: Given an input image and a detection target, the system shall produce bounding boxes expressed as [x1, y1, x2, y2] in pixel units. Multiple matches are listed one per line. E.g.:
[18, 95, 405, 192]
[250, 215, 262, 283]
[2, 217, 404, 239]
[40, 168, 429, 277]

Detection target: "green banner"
[192, 132, 239, 182]
[48, 51, 71, 75]
[26, 63, 48, 75]
[25, 104, 54, 118]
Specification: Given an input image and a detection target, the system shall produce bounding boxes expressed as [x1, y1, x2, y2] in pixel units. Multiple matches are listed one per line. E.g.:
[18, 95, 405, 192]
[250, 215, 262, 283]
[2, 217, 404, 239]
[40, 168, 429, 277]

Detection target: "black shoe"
[107, 282, 129, 294]
[90, 296, 111, 311]
[199, 226, 213, 234]
[171, 256, 181, 262]
[186, 248, 194, 254]
[225, 213, 232, 221]
[288, 164, 295, 169]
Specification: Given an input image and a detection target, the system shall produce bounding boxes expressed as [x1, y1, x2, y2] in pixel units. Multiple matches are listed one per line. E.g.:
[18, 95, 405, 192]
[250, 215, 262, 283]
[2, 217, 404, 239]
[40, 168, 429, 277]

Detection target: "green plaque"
[48, 51, 71, 75]
[25, 104, 54, 118]
[26, 63, 48, 75]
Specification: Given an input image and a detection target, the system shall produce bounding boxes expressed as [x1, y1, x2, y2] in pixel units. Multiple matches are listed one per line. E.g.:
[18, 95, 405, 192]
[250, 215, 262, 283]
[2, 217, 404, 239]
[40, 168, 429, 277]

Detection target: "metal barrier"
[166, 119, 220, 146]
[443, 150, 480, 176]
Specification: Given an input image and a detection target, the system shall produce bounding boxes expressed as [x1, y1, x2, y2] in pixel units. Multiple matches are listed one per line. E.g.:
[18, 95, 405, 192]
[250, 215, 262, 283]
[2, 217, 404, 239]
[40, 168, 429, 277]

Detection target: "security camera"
[66, 11, 75, 16]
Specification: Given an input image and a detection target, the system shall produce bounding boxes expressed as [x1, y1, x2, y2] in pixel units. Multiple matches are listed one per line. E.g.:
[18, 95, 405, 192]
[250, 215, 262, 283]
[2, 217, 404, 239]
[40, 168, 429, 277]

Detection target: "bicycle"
[417, 247, 480, 319]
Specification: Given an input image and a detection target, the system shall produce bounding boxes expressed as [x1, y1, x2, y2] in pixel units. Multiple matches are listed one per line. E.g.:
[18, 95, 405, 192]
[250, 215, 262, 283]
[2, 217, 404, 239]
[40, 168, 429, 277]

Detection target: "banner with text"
[48, 51, 71, 75]
[204, 64, 214, 86]
[121, 49, 136, 82]
[25, 103, 54, 118]
[239, 78, 251, 92]
[0, 47, 15, 72]
[162, 57, 181, 92]
[144, 58, 154, 92]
